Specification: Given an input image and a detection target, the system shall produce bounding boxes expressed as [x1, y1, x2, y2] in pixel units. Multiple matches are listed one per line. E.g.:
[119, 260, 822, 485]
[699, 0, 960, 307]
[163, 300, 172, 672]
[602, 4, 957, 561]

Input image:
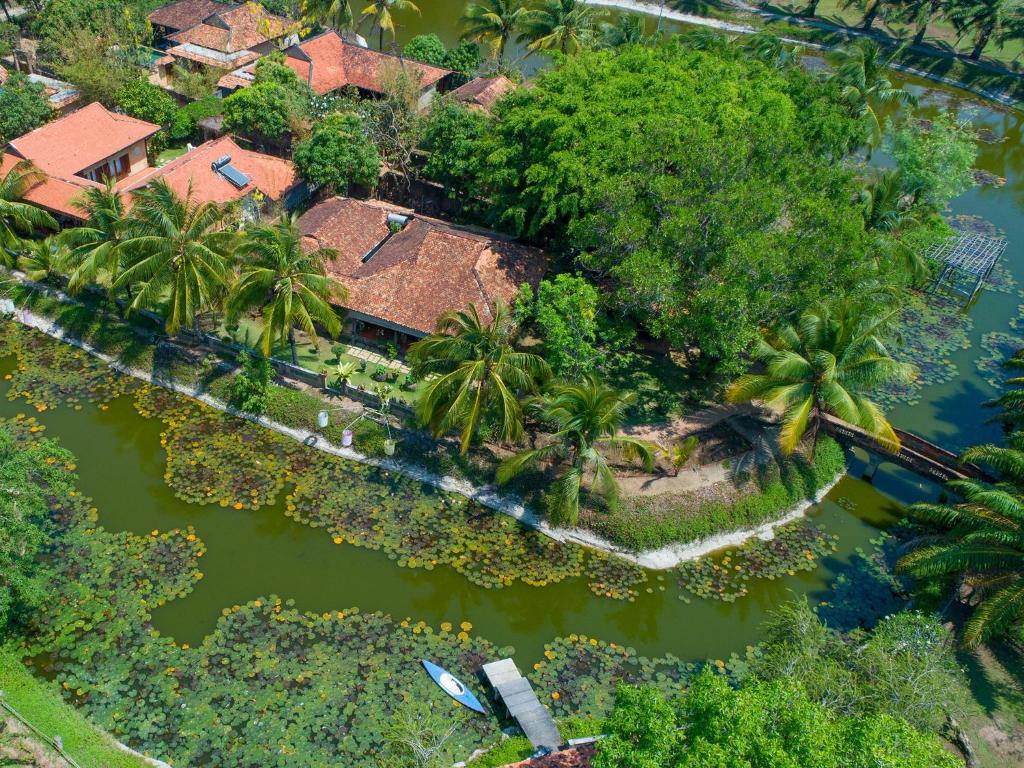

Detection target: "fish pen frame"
[927, 233, 1008, 305]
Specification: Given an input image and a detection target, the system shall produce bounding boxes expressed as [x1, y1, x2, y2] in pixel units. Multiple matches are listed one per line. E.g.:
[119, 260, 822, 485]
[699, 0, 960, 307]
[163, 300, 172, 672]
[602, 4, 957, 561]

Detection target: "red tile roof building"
[501, 745, 597, 768]
[297, 197, 546, 339]
[223, 31, 453, 109]
[147, 0, 224, 35]
[449, 75, 517, 114]
[1, 102, 299, 220]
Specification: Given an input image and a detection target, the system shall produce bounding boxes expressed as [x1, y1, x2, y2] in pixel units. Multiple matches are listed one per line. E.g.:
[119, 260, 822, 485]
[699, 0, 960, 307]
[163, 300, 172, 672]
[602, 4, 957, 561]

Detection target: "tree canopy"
[0, 73, 50, 145]
[293, 112, 381, 193]
[471, 41, 878, 374]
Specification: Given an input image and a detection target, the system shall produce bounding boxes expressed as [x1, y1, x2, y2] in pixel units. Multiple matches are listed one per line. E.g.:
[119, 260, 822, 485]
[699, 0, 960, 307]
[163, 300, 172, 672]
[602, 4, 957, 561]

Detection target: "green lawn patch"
[0, 646, 151, 768]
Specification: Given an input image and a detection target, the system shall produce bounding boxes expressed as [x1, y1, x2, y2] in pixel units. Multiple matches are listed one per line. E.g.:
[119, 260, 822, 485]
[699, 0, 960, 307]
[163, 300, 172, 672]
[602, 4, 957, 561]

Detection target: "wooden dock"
[482, 659, 562, 752]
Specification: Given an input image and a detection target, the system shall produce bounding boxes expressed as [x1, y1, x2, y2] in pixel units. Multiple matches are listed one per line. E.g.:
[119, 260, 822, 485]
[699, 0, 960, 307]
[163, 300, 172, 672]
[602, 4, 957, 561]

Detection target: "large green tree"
[420, 98, 488, 198]
[898, 436, 1024, 646]
[0, 160, 57, 257]
[726, 301, 915, 455]
[116, 180, 233, 334]
[293, 112, 381, 193]
[409, 301, 549, 453]
[497, 374, 655, 525]
[474, 42, 871, 375]
[228, 215, 344, 365]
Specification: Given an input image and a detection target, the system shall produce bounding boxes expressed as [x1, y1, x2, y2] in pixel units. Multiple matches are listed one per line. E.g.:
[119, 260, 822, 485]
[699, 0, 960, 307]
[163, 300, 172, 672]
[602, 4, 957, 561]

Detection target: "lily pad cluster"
[287, 460, 586, 589]
[528, 634, 693, 720]
[586, 552, 649, 600]
[675, 522, 839, 602]
[976, 331, 1024, 390]
[1, 322, 136, 410]
[874, 292, 971, 408]
[817, 531, 907, 632]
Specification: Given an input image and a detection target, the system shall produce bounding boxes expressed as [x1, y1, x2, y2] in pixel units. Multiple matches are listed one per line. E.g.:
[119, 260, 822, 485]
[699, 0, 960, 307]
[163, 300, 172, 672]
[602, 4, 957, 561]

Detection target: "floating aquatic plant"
[675, 522, 839, 602]
[586, 552, 648, 601]
[976, 331, 1024, 390]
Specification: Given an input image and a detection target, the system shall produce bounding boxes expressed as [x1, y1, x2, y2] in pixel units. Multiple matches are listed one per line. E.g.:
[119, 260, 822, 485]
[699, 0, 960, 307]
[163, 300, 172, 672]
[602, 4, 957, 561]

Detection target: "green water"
[4, 19, 1022, 667]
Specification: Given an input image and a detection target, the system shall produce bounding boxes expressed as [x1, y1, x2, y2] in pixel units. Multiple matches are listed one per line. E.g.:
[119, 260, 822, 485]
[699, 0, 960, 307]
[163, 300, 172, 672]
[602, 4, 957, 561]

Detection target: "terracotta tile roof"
[216, 72, 254, 90]
[6, 102, 159, 178]
[282, 31, 451, 96]
[297, 197, 546, 335]
[0, 152, 97, 219]
[120, 136, 298, 204]
[168, 3, 290, 53]
[147, 0, 225, 32]
[449, 75, 517, 113]
[502, 745, 596, 768]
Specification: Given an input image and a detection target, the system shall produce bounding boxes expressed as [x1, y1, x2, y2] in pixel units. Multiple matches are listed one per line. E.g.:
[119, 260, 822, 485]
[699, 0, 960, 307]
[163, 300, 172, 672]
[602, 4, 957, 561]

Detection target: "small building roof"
[168, 3, 290, 53]
[121, 136, 298, 204]
[449, 75, 517, 113]
[147, 0, 224, 32]
[297, 197, 546, 336]
[6, 102, 160, 179]
[501, 745, 596, 768]
[281, 30, 451, 96]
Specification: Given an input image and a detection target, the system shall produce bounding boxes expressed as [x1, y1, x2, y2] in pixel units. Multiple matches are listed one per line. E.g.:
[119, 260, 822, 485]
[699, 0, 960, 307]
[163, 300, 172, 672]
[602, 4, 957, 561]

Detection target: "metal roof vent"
[211, 155, 250, 189]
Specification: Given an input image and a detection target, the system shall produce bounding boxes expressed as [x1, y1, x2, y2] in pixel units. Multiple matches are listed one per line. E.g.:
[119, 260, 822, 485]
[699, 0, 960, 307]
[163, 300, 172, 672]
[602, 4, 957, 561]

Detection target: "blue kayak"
[421, 659, 487, 714]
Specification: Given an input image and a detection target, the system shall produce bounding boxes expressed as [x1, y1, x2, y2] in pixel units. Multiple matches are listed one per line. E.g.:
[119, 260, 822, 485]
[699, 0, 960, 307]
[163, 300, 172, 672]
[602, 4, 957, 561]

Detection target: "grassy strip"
[584, 437, 847, 551]
[469, 716, 601, 767]
[0, 647, 151, 768]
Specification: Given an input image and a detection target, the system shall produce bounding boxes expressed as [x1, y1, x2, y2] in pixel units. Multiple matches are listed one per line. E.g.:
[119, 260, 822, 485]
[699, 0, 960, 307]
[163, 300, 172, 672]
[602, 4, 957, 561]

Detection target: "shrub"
[227, 351, 272, 415]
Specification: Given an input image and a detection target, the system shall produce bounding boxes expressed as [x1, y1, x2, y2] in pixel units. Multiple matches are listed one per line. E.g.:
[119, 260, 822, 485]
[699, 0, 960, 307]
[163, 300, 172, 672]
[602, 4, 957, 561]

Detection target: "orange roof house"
[212, 31, 453, 109]
[297, 197, 546, 340]
[148, 1, 296, 87]
[449, 75, 517, 114]
[1, 102, 300, 221]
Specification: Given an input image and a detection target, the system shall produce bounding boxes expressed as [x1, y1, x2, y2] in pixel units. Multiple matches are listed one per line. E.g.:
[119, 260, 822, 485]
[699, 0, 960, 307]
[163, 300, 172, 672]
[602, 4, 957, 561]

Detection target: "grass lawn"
[0, 647, 152, 768]
[155, 146, 188, 167]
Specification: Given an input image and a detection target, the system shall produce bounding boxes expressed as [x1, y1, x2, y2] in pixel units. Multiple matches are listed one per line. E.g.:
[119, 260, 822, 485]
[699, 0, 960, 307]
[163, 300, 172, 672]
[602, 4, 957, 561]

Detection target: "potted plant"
[336, 360, 359, 392]
[372, 364, 388, 382]
[401, 373, 417, 392]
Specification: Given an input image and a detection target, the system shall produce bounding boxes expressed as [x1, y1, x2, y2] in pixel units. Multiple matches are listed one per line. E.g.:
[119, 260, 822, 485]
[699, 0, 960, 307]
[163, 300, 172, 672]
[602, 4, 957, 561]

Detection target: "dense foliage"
[464, 42, 892, 374]
[0, 74, 50, 146]
[293, 112, 381, 193]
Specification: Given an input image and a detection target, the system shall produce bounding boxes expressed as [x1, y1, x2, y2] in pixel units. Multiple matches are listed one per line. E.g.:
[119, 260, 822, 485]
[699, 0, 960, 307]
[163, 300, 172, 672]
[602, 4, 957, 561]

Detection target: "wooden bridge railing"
[818, 413, 995, 484]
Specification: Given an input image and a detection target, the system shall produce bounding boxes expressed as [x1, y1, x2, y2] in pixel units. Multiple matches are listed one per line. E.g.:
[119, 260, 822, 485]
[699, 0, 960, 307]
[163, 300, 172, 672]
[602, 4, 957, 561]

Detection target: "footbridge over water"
[818, 413, 995, 485]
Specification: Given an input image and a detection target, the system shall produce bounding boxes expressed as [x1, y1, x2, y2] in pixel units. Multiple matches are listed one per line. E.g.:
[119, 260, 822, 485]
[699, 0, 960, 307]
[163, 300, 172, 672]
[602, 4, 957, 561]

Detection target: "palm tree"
[115, 180, 233, 335]
[497, 375, 656, 525]
[948, 0, 1024, 59]
[898, 436, 1024, 646]
[59, 181, 129, 295]
[726, 301, 916, 455]
[860, 168, 923, 232]
[228, 215, 344, 366]
[742, 31, 800, 69]
[598, 12, 646, 48]
[0, 160, 57, 261]
[893, 0, 945, 45]
[829, 40, 918, 152]
[840, 0, 890, 29]
[302, 0, 355, 31]
[518, 0, 604, 55]
[460, 0, 529, 66]
[360, 0, 420, 50]
[408, 300, 550, 454]
[991, 351, 1024, 431]
[16, 236, 66, 284]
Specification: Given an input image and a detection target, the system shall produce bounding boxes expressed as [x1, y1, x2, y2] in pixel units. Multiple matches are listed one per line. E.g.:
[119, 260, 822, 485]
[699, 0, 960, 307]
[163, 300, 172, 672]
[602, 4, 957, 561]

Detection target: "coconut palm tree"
[518, 0, 604, 55]
[497, 374, 656, 525]
[860, 168, 924, 232]
[898, 436, 1024, 646]
[360, 0, 420, 50]
[409, 300, 550, 454]
[829, 40, 918, 153]
[59, 181, 130, 295]
[948, 0, 1024, 59]
[894, 0, 945, 45]
[16, 236, 66, 284]
[990, 351, 1024, 431]
[115, 180, 233, 335]
[228, 215, 344, 366]
[839, 0, 891, 29]
[302, 0, 356, 31]
[726, 301, 916, 455]
[460, 0, 529, 66]
[0, 160, 56, 260]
